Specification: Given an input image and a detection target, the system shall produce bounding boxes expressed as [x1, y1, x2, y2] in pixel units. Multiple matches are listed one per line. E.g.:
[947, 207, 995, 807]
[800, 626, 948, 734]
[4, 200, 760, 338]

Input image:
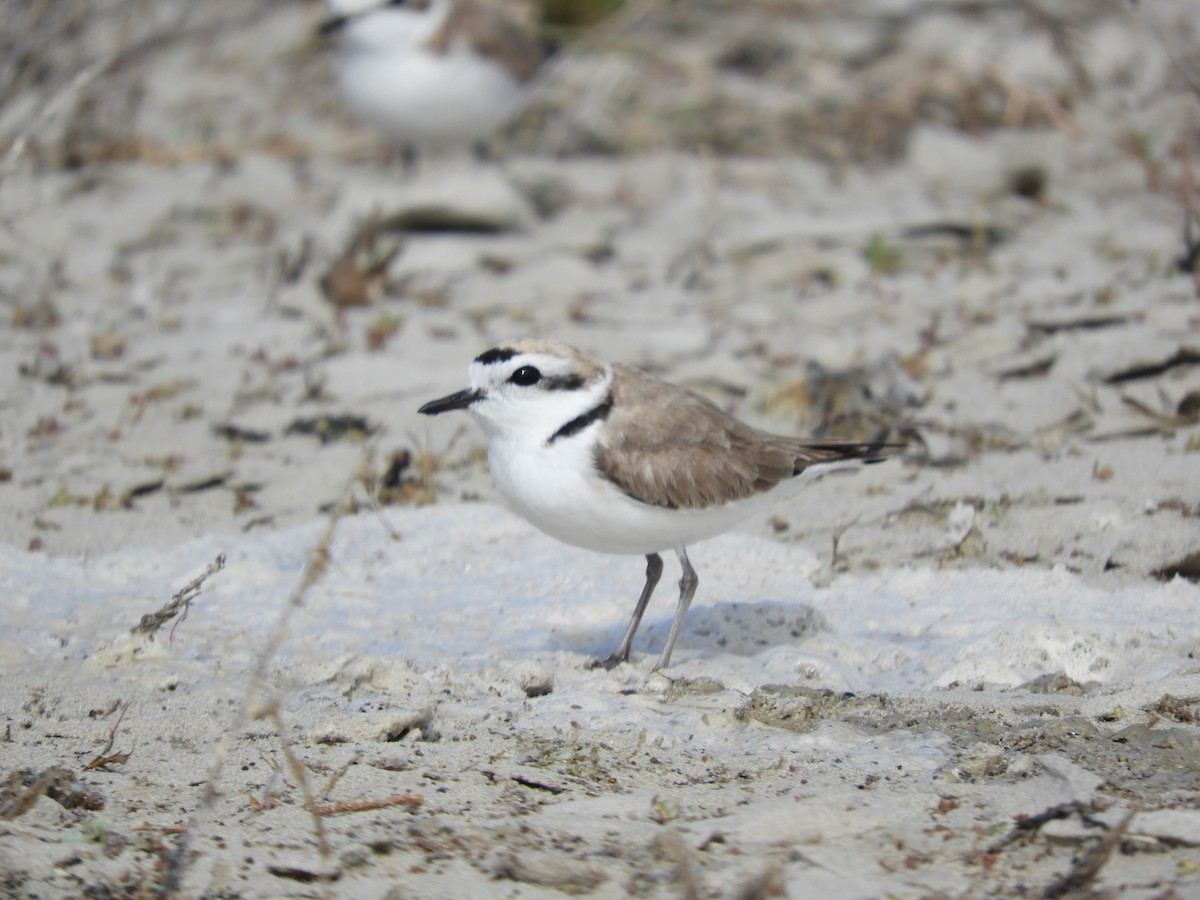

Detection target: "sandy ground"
[2, 0, 1200, 897]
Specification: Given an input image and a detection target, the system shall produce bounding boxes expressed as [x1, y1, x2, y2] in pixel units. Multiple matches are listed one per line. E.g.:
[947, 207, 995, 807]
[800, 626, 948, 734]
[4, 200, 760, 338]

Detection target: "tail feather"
[791, 431, 905, 475]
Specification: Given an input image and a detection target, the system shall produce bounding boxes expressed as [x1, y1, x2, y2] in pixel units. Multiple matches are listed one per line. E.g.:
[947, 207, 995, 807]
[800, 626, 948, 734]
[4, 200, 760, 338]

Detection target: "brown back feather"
[428, 0, 545, 81]
[593, 365, 899, 510]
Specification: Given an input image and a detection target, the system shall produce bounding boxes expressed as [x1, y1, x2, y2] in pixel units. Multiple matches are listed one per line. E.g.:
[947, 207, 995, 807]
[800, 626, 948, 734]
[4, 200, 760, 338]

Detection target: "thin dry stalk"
[0, 770, 61, 821]
[133, 554, 226, 639]
[263, 705, 330, 859]
[130, 822, 189, 834]
[161, 448, 374, 897]
[1132, 2, 1200, 102]
[84, 701, 134, 770]
[1041, 810, 1136, 899]
[830, 516, 860, 570]
[317, 752, 363, 802]
[0, 3, 276, 184]
[654, 833, 702, 900]
[0, 60, 106, 178]
[313, 794, 424, 817]
[355, 439, 405, 538]
[987, 801, 1091, 854]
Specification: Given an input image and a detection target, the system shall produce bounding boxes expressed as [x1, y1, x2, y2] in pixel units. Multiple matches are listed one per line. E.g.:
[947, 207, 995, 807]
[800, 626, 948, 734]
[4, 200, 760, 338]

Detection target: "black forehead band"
[474, 347, 519, 365]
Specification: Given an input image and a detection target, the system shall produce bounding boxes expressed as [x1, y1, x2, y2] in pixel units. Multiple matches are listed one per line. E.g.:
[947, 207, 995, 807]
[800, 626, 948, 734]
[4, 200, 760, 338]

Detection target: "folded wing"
[594, 364, 900, 510]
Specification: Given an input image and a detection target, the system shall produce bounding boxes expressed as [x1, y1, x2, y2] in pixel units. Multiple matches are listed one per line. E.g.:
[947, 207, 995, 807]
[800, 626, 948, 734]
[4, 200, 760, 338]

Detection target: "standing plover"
[420, 339, 901, 670]
[319, 0, 549, 150]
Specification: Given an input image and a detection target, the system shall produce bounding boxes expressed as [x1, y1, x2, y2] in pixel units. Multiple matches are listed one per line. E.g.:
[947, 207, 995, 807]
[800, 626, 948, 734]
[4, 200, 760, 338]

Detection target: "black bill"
[418, 388, 482, 416]
[317, 15, 344, 36]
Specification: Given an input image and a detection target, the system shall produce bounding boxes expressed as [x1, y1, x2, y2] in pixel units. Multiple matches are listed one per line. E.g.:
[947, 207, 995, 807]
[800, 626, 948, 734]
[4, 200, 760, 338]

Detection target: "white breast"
[332, 3, 526, 147]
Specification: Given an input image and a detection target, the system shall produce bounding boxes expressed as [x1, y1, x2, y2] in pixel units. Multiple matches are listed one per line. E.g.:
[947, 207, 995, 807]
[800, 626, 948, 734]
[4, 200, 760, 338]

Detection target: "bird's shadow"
[556, 599, 829, 661]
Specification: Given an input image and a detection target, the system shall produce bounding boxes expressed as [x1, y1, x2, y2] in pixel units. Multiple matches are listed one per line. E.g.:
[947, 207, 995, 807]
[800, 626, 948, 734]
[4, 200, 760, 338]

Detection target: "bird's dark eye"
[509, 365, 542, 386]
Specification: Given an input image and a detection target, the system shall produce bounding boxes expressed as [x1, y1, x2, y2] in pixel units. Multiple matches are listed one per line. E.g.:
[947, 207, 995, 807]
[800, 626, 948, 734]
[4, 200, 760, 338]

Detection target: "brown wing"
[593, 365, 899, 510]
[430, 1, 545, 81]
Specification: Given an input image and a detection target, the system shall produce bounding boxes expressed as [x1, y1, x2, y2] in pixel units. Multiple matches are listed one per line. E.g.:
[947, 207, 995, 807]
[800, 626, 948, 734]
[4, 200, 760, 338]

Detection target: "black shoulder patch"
[546, 394, 613, 446]
[475, 347, 519, 365]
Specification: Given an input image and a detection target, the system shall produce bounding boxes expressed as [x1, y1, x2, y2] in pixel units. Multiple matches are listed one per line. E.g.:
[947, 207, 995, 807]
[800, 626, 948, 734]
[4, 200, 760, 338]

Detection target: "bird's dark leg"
[472, 139, 494, 163]
[596, 553, 663, 669]
[652, 546, 698, 672]
[402, 144, 418, 172]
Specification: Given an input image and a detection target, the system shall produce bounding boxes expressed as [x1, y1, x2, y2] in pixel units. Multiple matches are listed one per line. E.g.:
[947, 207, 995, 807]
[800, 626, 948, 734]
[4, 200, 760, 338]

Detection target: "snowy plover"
[419, 339, 901, 671]
[319, 0, 548, 150]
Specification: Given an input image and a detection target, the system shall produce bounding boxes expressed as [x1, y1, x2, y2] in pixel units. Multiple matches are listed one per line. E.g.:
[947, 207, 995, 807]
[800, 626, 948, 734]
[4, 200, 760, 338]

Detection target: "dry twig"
[130, 822, 189, 834]
[317, 752, 363, 802]
[313, 794, 424, 817]
[830, 516, 860, 570]
[85, 701, 134, 771]
[133, 554, 226, 640]
[0, 770, 64, 821]
[987, 801, 1095, 854]
[1041, 810, 1136, 899]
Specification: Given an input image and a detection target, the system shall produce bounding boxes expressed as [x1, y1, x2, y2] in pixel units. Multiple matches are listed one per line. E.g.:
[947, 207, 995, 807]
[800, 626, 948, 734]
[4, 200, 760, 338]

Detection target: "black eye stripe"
[541, 375, 585, 391]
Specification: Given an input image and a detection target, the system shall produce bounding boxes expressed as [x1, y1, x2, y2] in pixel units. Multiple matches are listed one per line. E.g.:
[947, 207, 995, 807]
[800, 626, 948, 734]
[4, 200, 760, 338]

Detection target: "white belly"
[336, 50, 526, 147]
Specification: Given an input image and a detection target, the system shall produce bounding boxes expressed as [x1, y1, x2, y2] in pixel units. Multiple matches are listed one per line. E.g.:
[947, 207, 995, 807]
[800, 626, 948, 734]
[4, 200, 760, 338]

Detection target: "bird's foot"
[588, 652, 629, 671]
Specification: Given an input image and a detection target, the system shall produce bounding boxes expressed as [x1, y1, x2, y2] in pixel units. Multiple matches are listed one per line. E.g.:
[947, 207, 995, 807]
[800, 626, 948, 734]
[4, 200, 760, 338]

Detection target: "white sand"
[2, 1, 1200, 897]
